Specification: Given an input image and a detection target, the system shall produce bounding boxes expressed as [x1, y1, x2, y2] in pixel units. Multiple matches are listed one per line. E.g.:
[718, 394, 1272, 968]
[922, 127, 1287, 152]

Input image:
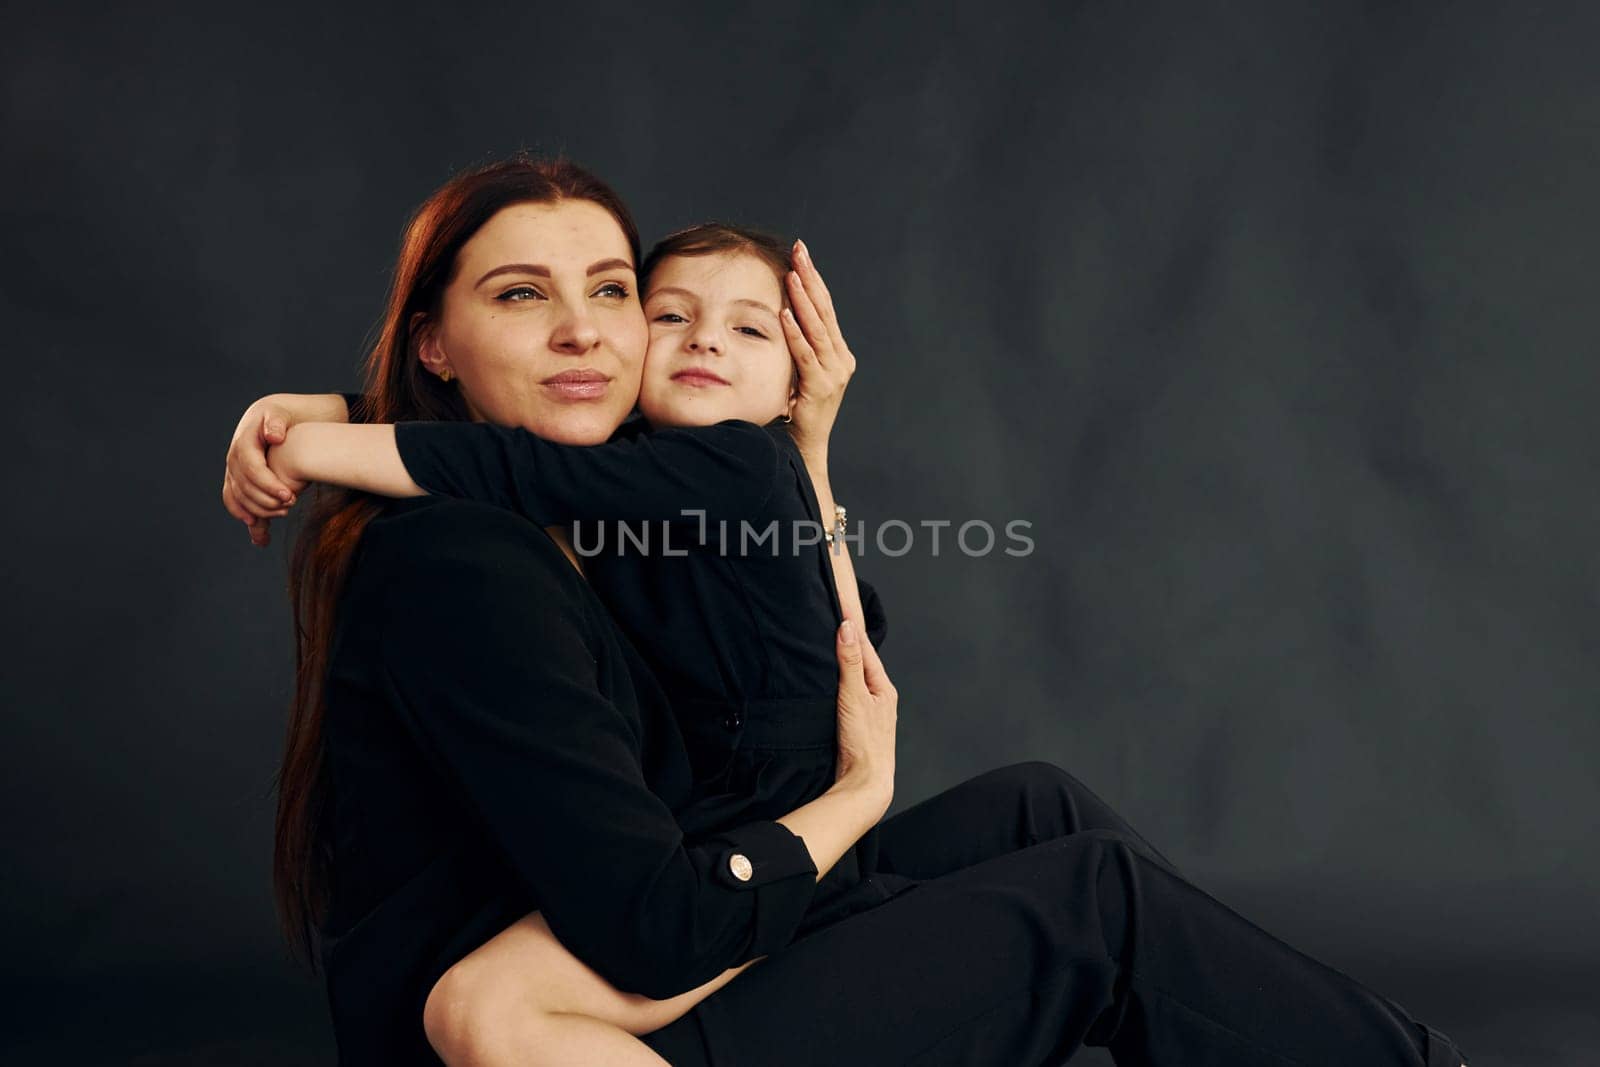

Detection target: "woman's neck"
[544, 525, 586, 576]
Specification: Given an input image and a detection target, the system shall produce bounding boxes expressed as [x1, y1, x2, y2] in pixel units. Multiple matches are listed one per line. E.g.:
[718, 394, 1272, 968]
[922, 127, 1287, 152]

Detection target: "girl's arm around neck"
[268, 423, 424, 498]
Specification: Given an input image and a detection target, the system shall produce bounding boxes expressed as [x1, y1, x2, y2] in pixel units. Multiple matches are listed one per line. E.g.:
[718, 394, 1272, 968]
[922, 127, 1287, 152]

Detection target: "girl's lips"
[542, 370, 612, 400]
[671, 369, 730, 388]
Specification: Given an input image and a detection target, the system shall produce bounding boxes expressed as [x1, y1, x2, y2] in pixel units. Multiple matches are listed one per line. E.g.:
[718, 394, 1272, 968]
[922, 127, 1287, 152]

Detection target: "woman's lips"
[671, 368, 730, 388]
[541, 369, 612, 400]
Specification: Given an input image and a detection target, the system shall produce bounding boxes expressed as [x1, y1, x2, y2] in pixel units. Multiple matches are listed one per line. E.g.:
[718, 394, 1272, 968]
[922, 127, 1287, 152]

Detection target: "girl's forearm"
[269, 423, 424, 498]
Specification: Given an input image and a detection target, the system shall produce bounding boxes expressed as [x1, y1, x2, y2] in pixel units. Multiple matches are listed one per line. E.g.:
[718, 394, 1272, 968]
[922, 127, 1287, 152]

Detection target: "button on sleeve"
[701, 819, 819, 959]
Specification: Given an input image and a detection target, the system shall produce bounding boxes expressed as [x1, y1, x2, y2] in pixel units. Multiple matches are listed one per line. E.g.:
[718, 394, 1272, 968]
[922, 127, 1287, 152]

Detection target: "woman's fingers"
[858, 633, 894, 699]
[785, 270, 832, 363]
[793, 241, 848, 356]
[247, 517, 273, 547]
[781, 307, 817, 372]
[835, 618, 865, 685]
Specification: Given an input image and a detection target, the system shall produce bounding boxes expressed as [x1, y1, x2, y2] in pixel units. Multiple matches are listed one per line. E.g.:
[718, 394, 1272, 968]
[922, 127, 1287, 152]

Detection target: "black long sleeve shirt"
[390, 417, 887, 837]
[320, 496, 821, 1064]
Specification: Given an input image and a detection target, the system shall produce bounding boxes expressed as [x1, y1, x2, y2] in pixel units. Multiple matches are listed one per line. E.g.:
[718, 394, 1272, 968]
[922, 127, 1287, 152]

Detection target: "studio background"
[5, 2, 1596, 1064]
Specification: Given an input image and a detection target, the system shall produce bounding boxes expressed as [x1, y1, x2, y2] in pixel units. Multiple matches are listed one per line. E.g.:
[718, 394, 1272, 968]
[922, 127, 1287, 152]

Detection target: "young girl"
[264, 225, 902, 1062]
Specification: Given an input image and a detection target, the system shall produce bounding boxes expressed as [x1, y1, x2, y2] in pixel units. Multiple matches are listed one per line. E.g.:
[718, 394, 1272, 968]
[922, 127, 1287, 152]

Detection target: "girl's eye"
[736, 326, 769, 339]
[595, 281, 630, 299]
[496, 285, 544, 302]
[653, 312, 687, 324]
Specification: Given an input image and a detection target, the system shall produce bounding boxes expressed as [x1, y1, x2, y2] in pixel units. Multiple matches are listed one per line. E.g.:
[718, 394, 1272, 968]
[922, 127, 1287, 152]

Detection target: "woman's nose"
[550, 309, 601, 354]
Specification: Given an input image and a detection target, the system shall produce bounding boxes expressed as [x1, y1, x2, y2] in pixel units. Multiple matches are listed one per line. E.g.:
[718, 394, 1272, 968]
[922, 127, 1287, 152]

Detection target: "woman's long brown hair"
[274, 155, 641, 966]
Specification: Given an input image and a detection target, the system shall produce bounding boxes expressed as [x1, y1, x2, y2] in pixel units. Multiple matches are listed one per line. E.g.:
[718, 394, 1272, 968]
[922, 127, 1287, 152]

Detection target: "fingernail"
[840, 619, 856, 644]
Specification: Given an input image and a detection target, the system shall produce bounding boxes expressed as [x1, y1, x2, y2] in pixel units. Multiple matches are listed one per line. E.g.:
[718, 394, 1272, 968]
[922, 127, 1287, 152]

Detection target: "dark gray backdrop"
[5, 2, 1596, 1064]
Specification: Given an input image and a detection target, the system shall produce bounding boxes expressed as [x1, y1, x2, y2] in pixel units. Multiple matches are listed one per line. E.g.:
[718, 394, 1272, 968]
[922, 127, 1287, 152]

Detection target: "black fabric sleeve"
[856, 577, 889, 649]
[339, 392, 371, 425]
[368, 503, 818, 998]
[391, 419, 783, 528]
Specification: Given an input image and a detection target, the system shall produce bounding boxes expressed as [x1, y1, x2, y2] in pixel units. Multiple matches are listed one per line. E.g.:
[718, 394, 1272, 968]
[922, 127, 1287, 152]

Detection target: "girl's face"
[418, 199, 648, 445]
[638, 251, 794, 429]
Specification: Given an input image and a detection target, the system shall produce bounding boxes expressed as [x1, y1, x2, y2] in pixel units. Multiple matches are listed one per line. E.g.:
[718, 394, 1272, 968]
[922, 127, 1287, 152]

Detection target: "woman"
[224, 155, 1469, 1065]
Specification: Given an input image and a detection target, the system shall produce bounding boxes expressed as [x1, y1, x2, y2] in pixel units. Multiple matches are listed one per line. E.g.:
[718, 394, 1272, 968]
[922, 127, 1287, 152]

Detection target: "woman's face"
[638, 251, 794, 430]
[419, 199, 647, 445]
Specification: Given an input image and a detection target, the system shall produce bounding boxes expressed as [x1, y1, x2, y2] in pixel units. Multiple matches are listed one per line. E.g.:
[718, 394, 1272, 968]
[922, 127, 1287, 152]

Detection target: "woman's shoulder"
[352, 497, 585, 607]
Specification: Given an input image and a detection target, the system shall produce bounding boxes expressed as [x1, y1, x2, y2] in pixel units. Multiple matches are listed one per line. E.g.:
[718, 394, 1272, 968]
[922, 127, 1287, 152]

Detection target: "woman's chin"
[514, 405, 630, 445]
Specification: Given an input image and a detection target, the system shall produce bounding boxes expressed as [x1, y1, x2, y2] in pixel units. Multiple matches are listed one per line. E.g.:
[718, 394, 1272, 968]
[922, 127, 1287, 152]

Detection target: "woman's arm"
[778, 239, 869, 633]
[807, 462, 869, 637]
[370, 502, 890, 1000]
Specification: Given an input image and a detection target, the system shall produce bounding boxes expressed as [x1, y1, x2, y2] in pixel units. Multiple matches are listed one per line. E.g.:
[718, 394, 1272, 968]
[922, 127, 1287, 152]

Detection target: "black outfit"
[319, 496, 1468, 1067]
[392, 415, 888, 917]
[321, 496, 826, 1063]
[324, 396, 1469, 1066]
[638, 761, 1468, 1066]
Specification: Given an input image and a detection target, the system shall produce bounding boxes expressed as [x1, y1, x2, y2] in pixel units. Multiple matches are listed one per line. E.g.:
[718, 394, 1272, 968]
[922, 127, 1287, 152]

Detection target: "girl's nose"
[687, 334, 722, 355]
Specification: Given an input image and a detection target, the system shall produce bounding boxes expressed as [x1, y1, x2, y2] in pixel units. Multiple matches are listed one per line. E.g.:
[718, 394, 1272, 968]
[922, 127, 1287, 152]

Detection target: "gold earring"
[440, 368, 453, 383]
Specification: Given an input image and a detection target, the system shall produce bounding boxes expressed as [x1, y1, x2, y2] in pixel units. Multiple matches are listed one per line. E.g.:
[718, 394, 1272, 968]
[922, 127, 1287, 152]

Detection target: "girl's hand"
[780, 240, 856, 464]
[222, 393, 329, 546]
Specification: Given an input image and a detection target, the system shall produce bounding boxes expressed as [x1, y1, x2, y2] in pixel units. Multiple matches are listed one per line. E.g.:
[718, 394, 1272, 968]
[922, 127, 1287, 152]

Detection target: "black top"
[320, 496, 822, 1064]
[391, 416, 887, 844]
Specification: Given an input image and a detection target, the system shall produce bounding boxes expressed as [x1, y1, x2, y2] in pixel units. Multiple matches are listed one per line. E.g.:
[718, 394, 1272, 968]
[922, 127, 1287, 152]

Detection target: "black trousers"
[640, 762, 1469, 1066]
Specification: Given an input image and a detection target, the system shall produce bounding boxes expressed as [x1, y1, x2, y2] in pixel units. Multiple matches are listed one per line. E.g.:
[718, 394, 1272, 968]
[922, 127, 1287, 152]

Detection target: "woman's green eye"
[497, 286, 543, 302]
[596, 282, 630, 298]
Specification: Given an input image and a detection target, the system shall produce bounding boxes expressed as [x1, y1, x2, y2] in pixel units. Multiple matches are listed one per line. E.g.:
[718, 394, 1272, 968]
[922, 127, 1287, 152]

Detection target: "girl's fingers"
[232, 453, 294, 504]
[237, 477, 290, 514]
[247, 517, 273, 547]
[221, 477, 252, 525]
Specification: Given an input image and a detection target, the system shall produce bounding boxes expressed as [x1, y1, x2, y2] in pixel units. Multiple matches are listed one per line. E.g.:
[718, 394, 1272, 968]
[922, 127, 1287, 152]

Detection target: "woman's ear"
[411, 311, 452, 380]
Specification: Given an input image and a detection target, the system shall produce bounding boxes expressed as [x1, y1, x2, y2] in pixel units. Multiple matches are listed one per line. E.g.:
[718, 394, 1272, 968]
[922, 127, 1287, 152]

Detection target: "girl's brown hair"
[274, 155, 639, 966]
[639, 222, 794, 295]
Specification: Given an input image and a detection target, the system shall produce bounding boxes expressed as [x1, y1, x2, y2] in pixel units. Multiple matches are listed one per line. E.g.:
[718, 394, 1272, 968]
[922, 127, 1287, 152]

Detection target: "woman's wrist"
[834, 764, 893, 818]
[799, 443, 830, 478]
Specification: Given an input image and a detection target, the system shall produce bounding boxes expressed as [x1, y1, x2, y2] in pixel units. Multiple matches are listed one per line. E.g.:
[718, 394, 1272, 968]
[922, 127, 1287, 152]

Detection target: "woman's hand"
[780, 240, 856, 467]
[221, 393, 345, 546]
[832, 619, 897, 806]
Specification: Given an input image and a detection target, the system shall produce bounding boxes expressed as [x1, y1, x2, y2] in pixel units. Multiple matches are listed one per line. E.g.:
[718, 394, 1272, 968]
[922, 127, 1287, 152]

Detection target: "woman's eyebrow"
[475, 258, 635, 288]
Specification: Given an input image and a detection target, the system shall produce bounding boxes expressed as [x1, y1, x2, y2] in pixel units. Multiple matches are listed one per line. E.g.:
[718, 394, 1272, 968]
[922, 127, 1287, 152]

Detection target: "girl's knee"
[424, 958, 523, 1066]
